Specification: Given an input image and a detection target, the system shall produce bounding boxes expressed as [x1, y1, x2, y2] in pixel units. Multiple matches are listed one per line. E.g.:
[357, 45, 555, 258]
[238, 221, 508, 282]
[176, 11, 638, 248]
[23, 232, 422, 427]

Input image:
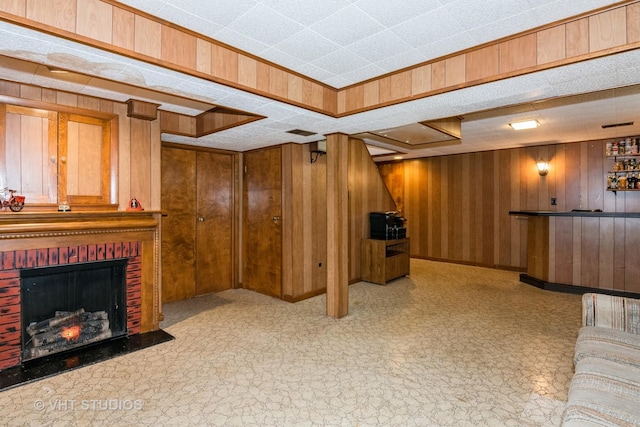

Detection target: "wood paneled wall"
[281, 143, 327, 301]
[348, 138, 397, 282]
[2, 1, 639, 118]
[378, 139, 640, 271]
[281, 138, 396, 299]
[0, 79, 161, 210]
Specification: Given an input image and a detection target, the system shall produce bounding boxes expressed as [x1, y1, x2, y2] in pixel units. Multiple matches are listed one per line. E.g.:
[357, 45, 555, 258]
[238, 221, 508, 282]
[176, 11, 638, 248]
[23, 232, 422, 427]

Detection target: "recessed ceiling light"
[509, 120, 539, 130]
[394, 156, 403, 160]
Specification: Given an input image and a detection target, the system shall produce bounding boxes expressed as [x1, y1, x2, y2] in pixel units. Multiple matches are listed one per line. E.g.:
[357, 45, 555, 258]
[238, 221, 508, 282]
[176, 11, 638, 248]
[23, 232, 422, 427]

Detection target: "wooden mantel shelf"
[0, 211, 160, 239]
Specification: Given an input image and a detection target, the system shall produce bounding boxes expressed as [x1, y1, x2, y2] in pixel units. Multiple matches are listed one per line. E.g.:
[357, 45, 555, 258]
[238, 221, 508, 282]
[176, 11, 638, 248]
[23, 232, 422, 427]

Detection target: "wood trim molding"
[0, 1, 638, 118]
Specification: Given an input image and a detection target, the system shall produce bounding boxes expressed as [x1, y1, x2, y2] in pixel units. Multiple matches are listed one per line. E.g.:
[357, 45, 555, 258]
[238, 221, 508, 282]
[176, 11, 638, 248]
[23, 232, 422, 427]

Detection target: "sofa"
[562, 293, 640, 426]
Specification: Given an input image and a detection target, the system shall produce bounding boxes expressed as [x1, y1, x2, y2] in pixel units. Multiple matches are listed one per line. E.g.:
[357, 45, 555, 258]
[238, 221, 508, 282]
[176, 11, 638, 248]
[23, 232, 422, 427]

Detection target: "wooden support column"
[326, 133, 349, 318]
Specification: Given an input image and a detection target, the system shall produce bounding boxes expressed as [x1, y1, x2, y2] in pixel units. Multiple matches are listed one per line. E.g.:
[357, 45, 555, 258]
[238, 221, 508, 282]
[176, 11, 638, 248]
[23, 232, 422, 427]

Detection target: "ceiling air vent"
[286, 129, 317, 137]
[602, 122, 634, 129]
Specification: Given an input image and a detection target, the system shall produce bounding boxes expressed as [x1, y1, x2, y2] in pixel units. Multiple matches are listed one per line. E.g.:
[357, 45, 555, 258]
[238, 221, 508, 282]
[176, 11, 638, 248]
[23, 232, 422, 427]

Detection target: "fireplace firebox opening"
[20, 259, 128, 362]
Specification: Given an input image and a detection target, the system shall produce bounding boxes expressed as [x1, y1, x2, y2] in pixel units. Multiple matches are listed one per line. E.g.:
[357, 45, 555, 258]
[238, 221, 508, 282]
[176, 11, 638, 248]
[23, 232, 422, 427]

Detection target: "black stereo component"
[369, 211, 406, 240]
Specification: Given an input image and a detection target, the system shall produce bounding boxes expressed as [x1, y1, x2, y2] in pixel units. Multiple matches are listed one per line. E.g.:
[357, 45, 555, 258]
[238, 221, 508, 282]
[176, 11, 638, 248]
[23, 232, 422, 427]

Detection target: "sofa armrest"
[582, 293, 640, 334]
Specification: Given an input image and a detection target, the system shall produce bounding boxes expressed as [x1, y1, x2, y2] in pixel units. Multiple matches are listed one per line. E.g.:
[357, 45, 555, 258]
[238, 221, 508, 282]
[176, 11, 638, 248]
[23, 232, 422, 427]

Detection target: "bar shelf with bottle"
[605, 137, 640, 192]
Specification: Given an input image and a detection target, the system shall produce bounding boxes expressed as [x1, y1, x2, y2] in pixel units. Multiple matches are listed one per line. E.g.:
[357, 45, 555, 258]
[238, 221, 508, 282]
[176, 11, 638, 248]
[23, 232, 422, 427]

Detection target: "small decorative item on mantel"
[1, 187, 25, 212]
[127, 197, 144, 211]
[58, 201, 71, 212]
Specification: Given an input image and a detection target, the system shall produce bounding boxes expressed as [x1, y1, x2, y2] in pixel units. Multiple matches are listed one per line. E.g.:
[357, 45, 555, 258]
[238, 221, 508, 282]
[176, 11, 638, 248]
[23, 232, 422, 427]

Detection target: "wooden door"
[161, 147, 197, 303]
[195, 151, 234, 294]
[243, 146, 282, 298]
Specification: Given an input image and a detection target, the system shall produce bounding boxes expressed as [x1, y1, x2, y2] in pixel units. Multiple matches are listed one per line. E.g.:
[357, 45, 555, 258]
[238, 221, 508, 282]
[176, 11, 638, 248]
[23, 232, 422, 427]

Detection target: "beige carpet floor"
[0, 259, 582, 426]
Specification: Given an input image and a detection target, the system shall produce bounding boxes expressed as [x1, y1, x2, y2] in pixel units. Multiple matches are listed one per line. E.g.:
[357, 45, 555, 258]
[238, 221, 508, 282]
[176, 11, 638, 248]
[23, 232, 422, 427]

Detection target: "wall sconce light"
[536, 158, 549, 176]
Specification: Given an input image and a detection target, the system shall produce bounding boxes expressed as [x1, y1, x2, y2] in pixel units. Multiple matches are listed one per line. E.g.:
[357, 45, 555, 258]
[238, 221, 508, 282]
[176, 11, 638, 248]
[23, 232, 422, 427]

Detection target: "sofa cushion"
[563, 363, 640, 427]
[574, 357, 640, 388]
[575, 326, 640, 368]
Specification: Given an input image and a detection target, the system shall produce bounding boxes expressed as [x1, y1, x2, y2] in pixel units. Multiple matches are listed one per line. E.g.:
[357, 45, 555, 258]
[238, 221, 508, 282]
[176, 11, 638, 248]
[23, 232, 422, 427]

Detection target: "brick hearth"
[0, 241, 142, 371]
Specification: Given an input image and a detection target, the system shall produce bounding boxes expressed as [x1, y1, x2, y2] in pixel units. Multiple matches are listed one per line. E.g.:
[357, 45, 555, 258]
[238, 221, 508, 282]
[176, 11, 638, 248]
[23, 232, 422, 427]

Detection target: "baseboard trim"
[283, 287, 327, 303]
[519, 274, 640, 299]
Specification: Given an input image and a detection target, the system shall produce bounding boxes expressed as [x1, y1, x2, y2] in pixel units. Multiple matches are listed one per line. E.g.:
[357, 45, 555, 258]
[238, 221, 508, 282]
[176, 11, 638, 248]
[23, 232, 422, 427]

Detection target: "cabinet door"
[58, 113, 111, 205]
[1, 105, 58, 204]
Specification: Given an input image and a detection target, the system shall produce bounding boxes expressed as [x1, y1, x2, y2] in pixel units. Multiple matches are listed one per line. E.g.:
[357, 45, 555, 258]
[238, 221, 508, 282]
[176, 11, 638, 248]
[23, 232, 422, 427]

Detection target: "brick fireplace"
[0, 211, 162, 376]
[0, 241, 142, 370]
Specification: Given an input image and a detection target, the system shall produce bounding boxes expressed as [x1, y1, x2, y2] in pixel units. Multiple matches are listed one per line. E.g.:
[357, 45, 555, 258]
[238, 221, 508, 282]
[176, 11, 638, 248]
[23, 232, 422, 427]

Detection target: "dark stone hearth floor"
[0, 330, 173, 391]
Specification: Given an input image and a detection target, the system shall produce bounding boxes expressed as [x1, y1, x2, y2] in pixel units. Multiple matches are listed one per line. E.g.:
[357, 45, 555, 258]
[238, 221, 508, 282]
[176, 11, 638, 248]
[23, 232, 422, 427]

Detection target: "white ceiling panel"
[355, 0, 442, 27]
[262, 0, 352, 26]
[227, 4, 306, 46]
[166, 0, 260, 28]
[448, 0, 533, 30]
[346, 30, 414, 63]
[312, 48, 369, 76]
[274, 29, 342, 62]
[310, 5, 385, 46]
[390, 7, 463, 49]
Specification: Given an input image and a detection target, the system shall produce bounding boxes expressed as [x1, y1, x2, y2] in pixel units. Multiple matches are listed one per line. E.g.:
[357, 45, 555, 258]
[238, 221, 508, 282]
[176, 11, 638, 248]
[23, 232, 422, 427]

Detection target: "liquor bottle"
[619, 173, 628, 189]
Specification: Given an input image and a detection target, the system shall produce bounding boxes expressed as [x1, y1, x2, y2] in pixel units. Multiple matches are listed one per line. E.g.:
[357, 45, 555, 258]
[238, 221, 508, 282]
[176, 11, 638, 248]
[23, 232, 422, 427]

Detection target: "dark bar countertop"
[509, 210, 640, 218]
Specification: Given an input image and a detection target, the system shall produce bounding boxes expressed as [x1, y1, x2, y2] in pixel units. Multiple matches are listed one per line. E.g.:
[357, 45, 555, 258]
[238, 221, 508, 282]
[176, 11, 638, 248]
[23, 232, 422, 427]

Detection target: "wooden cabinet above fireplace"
[0, 102, 117, 211]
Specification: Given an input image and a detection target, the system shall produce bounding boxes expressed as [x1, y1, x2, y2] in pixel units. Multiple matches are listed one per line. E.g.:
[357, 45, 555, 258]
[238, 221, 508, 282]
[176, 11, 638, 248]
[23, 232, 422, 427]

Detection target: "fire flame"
[60, 325, 81, 341]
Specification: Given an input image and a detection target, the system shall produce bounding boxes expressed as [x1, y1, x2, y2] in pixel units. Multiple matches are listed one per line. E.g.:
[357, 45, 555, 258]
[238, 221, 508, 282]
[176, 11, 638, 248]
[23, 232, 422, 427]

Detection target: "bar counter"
[509, 210, 640, 297]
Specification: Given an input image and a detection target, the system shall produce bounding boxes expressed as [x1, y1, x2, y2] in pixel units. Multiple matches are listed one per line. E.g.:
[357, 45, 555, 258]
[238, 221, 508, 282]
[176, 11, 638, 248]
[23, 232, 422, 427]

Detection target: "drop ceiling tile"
[171, 79, 238, 104]
[261, 0, 352, 26]
[447, 0, 532, 30]
[274, 29, 342, 62]
[252, 102, 304, 120]
[390, 7, 464, 48]
[164, 0, 260, 28]
[211, 27, 272, 57]
[323, 75, 357, 89]
[212, 93, 273, 113]
[226, 4, 305, 46]
[527, 0, 621, 26]
[293, 62, 338, 83]
[416, 32, 476, 62]
[347, 30, 413, 63]
[465, 11, 540, 45]
[353, 0, 442, 27]
[311, 48, 369, 76]
[0, 27, 51, 63]
[154, 4, 224, 38]
[339, 63, 387, 85]
[310, 4, 385, 46]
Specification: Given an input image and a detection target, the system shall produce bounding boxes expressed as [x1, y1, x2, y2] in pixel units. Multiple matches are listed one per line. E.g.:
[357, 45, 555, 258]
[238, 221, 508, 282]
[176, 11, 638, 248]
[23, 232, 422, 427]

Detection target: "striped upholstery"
[562, 294, 640, 426]
[582, 293, 640, 334]
[575, 326, 640, 368]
